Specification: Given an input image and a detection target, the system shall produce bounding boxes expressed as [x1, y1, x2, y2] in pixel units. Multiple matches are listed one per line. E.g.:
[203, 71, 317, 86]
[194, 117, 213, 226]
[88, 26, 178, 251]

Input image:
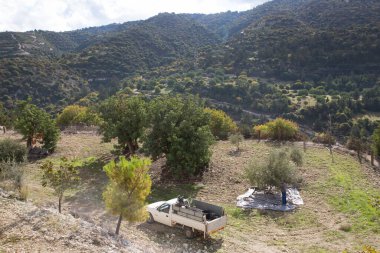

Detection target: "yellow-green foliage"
[205, 108, 238, 140]
[56, 105, 101, 127]
[103, 156, 152, 223]
[41, 157, 80, 213]
[253, 118, 299, 141]
[313, 132, 336, 145]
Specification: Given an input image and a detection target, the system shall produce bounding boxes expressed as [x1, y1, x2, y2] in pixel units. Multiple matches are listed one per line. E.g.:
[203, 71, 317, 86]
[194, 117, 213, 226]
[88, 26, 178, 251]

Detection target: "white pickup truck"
[146, 197, 227, 238]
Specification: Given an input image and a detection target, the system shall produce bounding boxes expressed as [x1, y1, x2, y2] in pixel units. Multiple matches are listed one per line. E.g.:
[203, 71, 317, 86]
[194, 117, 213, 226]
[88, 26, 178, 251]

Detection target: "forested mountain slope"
[203, 0, 380, 81]
[0, 0, 380, 111]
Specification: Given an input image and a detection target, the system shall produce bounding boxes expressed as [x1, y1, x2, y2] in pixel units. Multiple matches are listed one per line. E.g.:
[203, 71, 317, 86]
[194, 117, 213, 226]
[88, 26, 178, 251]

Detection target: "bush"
[290, 148, 303, 166]
[0, 139, 27, 163]
[0, 159, 24, 192]
[229, 133, 244, 151]
[253, 118, 299, 141]
[312, 132, 336, 145]
[57, 105, 101, 128]
[205, 108, 238, 140]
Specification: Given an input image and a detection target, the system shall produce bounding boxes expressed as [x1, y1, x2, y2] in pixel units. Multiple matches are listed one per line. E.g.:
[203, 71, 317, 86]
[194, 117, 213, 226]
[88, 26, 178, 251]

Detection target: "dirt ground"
[0, 132, 379, 252]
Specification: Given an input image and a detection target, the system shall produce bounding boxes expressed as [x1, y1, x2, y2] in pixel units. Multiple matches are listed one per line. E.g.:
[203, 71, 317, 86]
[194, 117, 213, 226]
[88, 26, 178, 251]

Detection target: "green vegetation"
[246, 148, 302, 192]
[307, 150, 380, 233]
[254, 118, 299, 141]
[14, 101, 60, 152]
[149, 183, 202, 203]
[99, 96, 148, 155]
[0, 139, 26, 163]
[373, 126, 380, 156]
[205, 108, 238, 140]
[41, 157, 80, 213]
[103, 156, 152, 235]
[144, 96, 214, 177]
[56, 105, 101, 128]
[229, 133, 243, 151]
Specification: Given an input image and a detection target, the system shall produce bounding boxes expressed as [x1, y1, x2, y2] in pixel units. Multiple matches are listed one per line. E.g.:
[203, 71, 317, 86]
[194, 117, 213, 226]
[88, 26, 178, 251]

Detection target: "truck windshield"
[158, 203, 170, 213]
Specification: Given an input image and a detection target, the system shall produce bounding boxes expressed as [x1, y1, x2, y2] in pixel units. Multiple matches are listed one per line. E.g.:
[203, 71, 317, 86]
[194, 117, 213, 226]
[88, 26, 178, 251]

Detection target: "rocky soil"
[0, 189, 154, 253]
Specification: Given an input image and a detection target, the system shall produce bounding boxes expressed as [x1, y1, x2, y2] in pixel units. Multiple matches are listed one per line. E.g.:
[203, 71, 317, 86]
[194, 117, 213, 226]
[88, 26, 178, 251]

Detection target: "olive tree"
[246, 149, 302, 205]
[103, 156, 152, 235]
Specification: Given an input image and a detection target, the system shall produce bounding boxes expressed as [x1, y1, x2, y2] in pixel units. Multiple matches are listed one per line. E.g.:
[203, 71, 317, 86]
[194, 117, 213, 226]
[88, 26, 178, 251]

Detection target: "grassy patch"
[223, 206, 264, 232]
[274, 208, 320, 229]
[304, 245, 333, 253]
[308, 148, 380, 234]
[323, 230, 346, 242]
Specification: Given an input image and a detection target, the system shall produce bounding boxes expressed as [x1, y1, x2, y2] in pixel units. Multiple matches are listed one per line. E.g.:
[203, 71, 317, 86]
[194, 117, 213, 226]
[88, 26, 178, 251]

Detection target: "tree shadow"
[64, 157, 110, 221]
[137, 222, 223, 252]
[148, 183, 203, 204]
[227, 149, 242, 157]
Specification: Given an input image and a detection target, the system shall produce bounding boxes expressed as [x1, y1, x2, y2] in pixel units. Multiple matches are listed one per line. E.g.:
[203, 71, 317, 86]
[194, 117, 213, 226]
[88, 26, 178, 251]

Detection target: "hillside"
[0, 132, 379, 252]
[62, 13, 221, 79]
[0, 192, 152, 253]
[204, 0, 380, 81]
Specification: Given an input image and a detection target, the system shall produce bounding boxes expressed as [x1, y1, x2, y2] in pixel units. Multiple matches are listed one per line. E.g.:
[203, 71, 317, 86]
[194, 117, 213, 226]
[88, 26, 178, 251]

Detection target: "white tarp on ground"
[236, 188, 304, 212]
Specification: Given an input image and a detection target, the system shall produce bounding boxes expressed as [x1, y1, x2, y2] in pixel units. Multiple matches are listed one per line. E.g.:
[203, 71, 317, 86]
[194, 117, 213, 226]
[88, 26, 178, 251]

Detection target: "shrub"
[313, 132, 336, 145]
[57, 105, 101, 128]
[290, 148, 303, 166]
[229, 133, 244, 151]
[0, 159, 24, 192]
[205, 108, 238, 140]
[0, 139, 27, 163]
[253, 118, 299, 141]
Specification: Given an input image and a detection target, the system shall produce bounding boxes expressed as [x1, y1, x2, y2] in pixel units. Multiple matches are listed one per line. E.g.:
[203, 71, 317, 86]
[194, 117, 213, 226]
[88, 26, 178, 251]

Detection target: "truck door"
[156, 203, 172, 226]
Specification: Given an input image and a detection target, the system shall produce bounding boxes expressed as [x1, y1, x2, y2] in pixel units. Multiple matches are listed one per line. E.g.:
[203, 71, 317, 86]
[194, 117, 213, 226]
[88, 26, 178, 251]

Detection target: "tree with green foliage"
[373, 126, 380, 157]
[0, 102, 11, 128]
[41, 158, 80, 213]
[246, 149, 302, 204]
[204, 108, 238, 140]
[144, 96, 214, 177]
[56, 105, 101, 128]
[254, 118, 299, 141]
[347, 125, 367, 164]
[103, 156, 152, 235]
[14, 101, 60, 153]
[229, 133, 244, 151]
[99, 96, 148, 155]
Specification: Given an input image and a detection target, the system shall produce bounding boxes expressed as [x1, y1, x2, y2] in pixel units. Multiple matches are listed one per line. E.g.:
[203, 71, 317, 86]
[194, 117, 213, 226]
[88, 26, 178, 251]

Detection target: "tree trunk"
[58, 194, 63, 213]
[27, 137, 33, 148]
[303, 141, 306, 152]
[127, 141, 135, 155]
[357, 150, 362, 164]
[329, 144, 334, 163]
[115, 213, 123, 235]
[371, 150, 374, 166]
[281, 183, 287, 205]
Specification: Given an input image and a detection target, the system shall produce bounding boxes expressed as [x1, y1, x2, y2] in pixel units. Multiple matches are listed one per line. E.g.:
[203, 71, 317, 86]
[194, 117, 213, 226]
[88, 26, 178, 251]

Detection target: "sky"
[0, 0, 270, 32]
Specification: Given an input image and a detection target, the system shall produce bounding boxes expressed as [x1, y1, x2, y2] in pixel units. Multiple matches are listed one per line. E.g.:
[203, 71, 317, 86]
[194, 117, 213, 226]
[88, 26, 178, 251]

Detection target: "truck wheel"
[184, 227, 195, 239]
[147, 213, 154, 224]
